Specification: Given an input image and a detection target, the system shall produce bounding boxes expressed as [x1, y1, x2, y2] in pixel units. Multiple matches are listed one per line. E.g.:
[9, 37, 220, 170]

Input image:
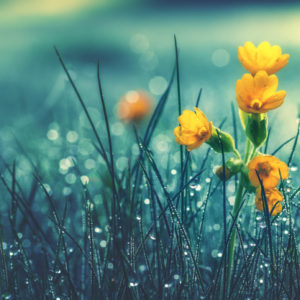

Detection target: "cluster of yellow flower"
[238, 42, 290, 215]
[174, 41, 290, 216]
[248, 155, 288, 215]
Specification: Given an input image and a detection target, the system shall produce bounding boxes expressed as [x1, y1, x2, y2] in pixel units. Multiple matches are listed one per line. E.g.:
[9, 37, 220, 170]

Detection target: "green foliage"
[245, 113, 268, 149]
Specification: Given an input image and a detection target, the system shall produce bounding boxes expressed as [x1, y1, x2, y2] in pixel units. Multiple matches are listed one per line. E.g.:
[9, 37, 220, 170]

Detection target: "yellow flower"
[118, 90, 152, 122]
[236, 71, 286, 114]
[174, 108, 212, 151]
[248, 155, 289, 189]
[255, 187, 283, 216]
[238, 41, 289, 75]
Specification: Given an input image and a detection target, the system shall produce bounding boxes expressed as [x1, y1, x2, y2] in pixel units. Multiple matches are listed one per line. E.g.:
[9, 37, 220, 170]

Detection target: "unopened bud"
[215, 166, 231, 181]
[226, 158, 243, 174]
[206, 127, 236, 154]
[245, 113, 268, 148]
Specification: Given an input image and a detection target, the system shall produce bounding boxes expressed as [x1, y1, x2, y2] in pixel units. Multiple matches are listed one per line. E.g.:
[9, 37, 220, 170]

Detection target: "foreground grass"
[0, 44, 299, 300]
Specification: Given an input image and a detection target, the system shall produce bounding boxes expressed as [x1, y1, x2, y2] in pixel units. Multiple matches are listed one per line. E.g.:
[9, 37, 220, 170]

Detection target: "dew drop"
[290, 164, 298, 172]
[205, 177, 211, 183]
[94, 227, 102, 233]
[259, 223, 266, 229]
[107, 263, 113, 269]
[196, 201, 203, 208]
[100, 240, 107, 248]
[80, 175, 89, 185]
[129, 282, 139, 287]
[173, 274, 180, 280]
[138, 265, 146, 272]
[228, 196, 235, 206]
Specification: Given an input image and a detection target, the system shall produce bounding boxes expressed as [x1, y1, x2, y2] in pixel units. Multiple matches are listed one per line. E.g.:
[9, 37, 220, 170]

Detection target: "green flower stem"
[233, 148, 241, 159]
[227, 174, 244, 287]
[227, 138, 251, 289]
[244, 138, 252, 162]
[249, 146, 258, 160]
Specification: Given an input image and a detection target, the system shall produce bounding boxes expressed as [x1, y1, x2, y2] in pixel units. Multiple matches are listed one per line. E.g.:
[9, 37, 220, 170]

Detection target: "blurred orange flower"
[118, 90, 152, 122]
[174, 108, 212, 151]
[248, 155, 288, 189]
[255, 187, 283, 216]
[238, 41, 289, 75]
[236, 71, 286, 114]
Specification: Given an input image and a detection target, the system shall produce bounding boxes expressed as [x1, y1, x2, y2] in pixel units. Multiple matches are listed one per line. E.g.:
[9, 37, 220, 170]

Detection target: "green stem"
[244, 138, 252, 162]
[227, 138, 251, 289]
[233, 148, 241, 159]
[249, 146, 258, 160]
[227, 175, 244, 288]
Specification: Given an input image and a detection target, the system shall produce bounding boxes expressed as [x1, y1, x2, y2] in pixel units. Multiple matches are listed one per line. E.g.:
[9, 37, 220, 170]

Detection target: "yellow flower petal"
[236, 71, 286, 114]
[178, 110, 200, 132]
[238, 41, 289, 74]
[174, 108, 212, 151]
[255, 187, 283, 216]
[248, 155, 289, 189]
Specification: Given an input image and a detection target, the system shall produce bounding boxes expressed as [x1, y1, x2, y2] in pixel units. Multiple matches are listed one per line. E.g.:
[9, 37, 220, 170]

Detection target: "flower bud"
[206, 127, 236, 153]
[215, 166, 231, 181]
[226, 158, 243, 174]
[245, 113, 268, 148]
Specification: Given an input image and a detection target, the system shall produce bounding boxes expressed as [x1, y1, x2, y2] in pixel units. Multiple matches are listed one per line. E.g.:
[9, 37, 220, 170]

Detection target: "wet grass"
[0, 43, 299, 300]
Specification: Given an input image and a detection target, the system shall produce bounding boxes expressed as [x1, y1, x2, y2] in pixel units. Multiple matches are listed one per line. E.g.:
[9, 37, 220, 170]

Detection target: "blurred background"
[0, 0, 299, 175]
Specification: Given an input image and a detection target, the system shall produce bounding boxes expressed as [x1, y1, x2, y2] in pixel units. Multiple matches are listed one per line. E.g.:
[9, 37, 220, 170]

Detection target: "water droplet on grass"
[94, 227, 102, 233]
[129, 282, 139, 287]
[173, 274, 180, 280]
[228, 196, 235, 206]
[80, 175, 89, 185]
[100, 240, 107, 248]
[290, 163, 298, 172]
[107, 263, 113, 269]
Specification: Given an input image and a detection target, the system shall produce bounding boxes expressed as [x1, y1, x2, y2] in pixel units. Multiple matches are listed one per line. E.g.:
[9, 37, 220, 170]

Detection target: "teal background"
[0, 1, 299, 175]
